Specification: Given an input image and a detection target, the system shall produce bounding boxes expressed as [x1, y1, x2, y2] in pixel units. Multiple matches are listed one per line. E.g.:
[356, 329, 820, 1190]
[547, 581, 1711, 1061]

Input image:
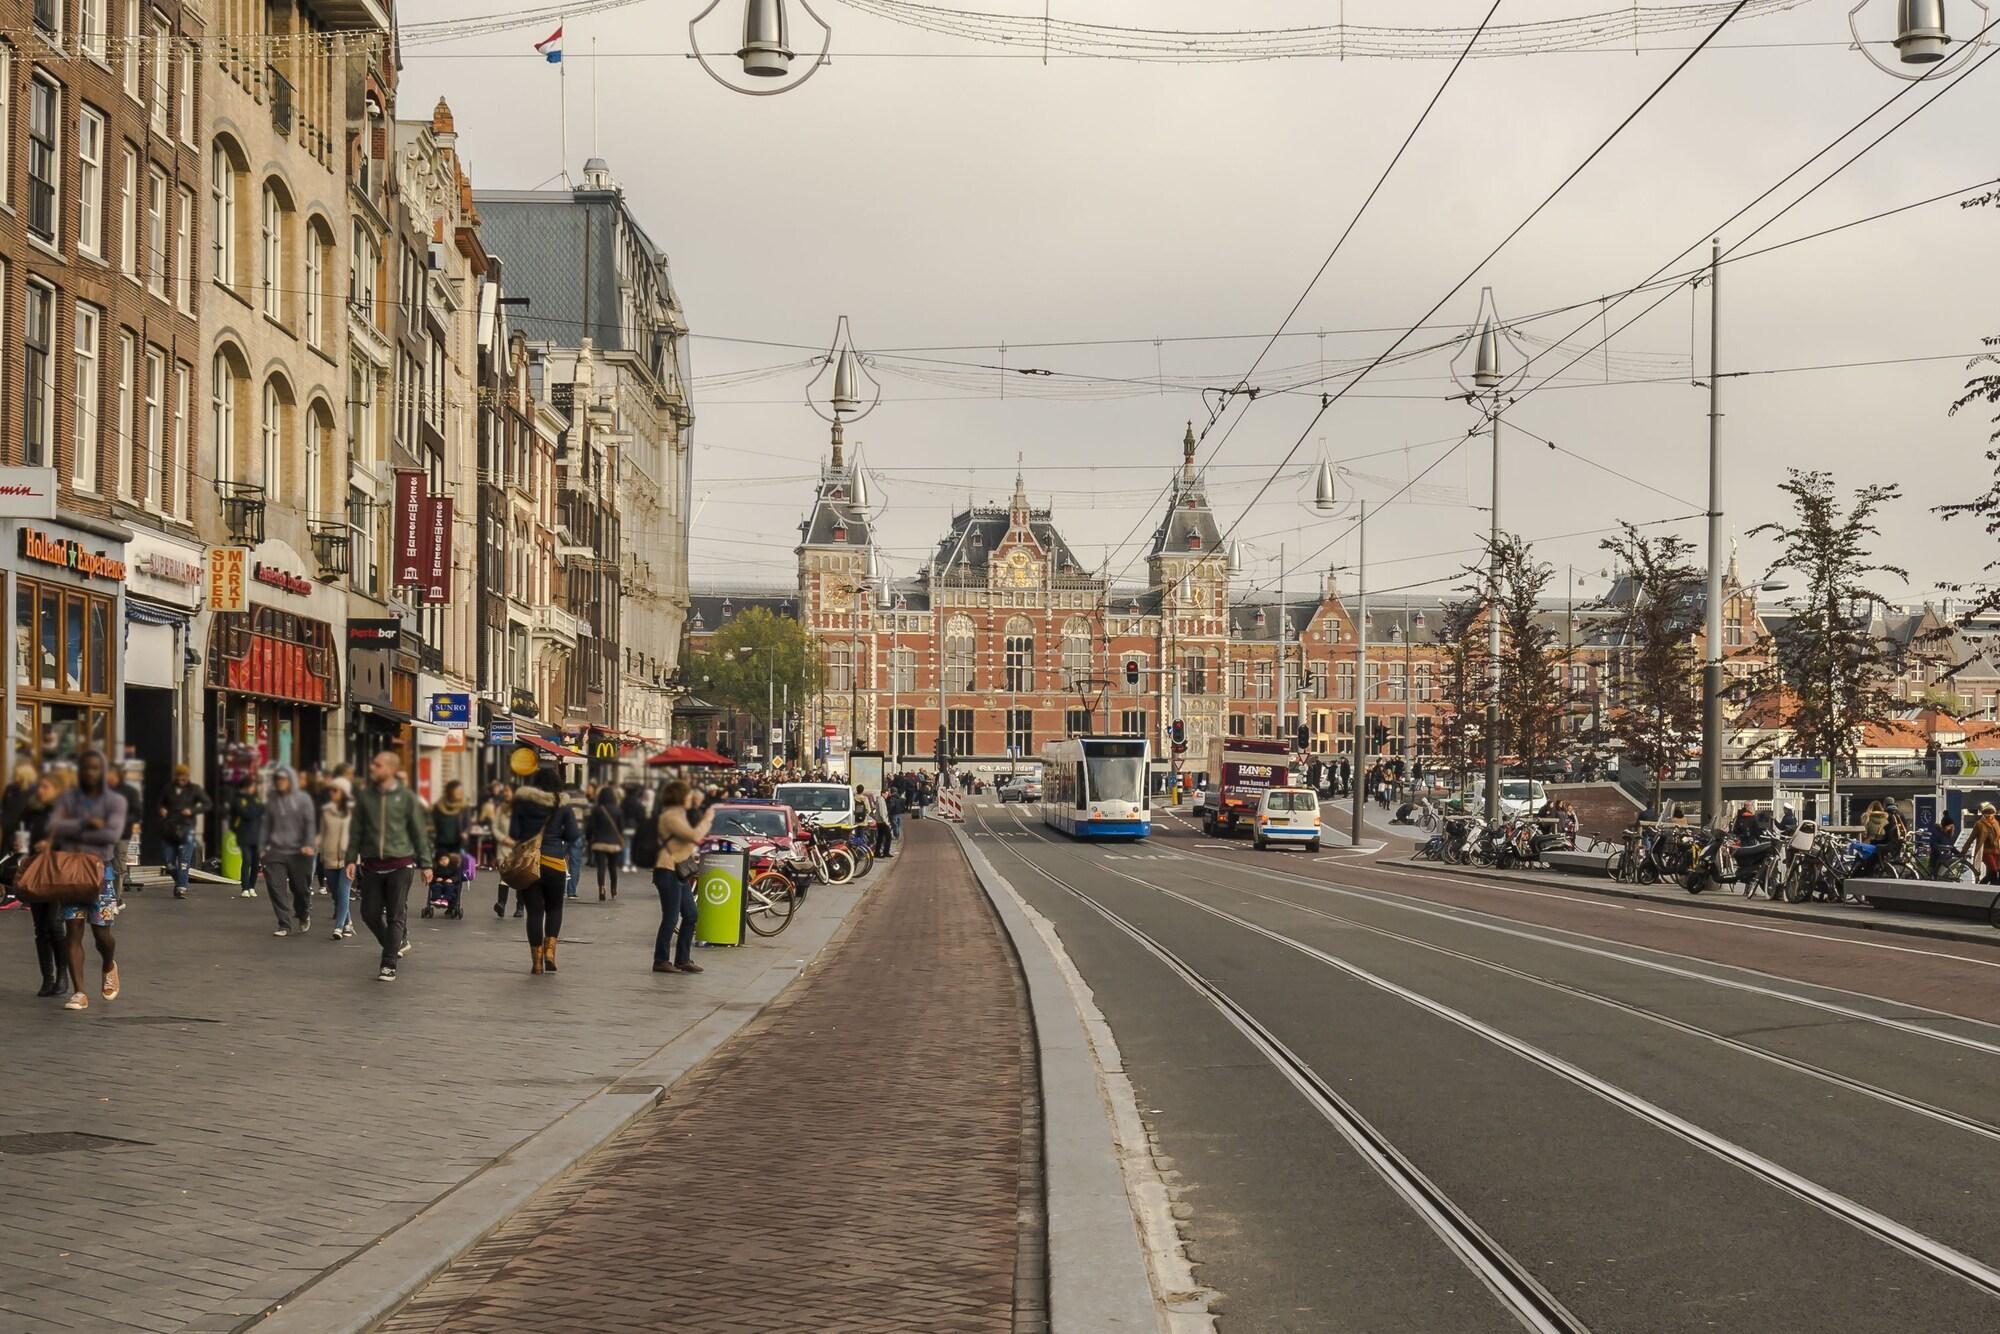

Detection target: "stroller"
[421, 847, 474, 919]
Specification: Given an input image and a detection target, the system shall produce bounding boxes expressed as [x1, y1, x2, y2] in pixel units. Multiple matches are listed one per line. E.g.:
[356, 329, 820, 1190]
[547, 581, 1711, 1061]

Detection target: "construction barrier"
[936, 788, 966, 822]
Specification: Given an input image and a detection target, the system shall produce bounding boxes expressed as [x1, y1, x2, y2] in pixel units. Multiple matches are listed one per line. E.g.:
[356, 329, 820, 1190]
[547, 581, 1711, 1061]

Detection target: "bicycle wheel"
[744, 871, 797, 937]
[821, 846, 855, 885]
[848, 844, 875, 878]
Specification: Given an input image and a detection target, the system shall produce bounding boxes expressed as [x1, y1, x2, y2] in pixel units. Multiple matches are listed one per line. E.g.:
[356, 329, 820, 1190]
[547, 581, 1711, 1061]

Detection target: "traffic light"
[1170, 719, 1185, 746]
[1125, 659, 1140, 687]
[1295, 724, 1310, 752]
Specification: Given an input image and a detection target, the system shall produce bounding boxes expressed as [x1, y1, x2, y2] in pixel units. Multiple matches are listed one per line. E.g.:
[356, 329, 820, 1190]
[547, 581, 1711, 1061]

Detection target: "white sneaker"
[377, 965, 397, 982]
[398, 942, 412, 957]
[273, 928, 289, 938]
[240, 888, 256, 898]
[299, 919, 311, 934]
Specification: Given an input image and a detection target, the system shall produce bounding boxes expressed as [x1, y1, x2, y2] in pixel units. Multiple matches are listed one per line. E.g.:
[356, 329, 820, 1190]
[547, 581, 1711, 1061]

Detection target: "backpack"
[630, 811, 661, 868]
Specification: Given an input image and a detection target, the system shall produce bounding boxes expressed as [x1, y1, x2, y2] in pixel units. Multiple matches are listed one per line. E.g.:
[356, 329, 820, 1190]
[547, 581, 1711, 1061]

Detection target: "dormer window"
[971, 531, 984, 548]
[833, 525, 848, 542]
[1254, 608, 1267, 628]
[1187, 532, 1201, 550]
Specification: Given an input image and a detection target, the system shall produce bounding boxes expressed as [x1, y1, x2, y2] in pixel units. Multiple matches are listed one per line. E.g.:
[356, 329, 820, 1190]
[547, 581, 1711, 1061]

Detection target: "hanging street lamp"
[1848, 0, 1991, 79]
[691, 0, 835, 95]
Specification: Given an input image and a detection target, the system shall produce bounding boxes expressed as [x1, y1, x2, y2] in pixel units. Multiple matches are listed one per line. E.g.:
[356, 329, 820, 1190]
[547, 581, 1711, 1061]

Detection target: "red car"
[699, 801, 807, 865]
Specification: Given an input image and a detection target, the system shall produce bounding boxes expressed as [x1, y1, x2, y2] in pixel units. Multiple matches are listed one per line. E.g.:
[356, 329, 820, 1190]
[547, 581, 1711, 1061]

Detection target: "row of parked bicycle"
[1416, 809, 1578, 872]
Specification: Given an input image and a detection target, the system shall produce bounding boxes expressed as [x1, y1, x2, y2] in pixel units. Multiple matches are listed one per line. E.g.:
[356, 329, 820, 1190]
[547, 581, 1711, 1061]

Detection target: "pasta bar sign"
[394, 469, 428, 587]
[19, 528, 127, 582]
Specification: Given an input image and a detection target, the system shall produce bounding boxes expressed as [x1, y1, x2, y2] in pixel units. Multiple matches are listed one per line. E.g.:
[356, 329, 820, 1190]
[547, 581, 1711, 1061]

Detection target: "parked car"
[998, 774, 1043, 803]
[772, 782, 857, 830]
[1469, 779, 1548, 818]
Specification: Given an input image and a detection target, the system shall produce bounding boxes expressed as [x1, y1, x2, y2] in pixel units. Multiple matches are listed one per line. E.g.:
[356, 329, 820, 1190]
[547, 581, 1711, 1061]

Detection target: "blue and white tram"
[1040, 736, 1152, 839]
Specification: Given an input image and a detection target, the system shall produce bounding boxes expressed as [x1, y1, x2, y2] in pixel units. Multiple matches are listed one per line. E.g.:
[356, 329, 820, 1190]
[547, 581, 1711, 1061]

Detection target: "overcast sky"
[405, 0, 1999, 607]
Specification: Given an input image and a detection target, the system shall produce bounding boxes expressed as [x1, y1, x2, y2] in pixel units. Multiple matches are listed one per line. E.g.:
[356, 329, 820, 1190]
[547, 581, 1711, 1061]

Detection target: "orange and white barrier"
[936, 788, 966, 822]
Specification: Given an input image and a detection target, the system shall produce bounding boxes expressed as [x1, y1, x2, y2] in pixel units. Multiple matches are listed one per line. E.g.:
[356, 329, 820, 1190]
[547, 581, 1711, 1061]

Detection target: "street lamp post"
[1848, 0, 1992, 79]
[1701, 237, 1727, 828]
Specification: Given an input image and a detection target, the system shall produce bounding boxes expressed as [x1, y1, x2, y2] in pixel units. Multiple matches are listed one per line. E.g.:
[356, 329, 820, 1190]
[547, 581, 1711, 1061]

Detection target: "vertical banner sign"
[393, 469, 428, 589]
[422, 496, 453, 602]
[208, 547, 249, 612]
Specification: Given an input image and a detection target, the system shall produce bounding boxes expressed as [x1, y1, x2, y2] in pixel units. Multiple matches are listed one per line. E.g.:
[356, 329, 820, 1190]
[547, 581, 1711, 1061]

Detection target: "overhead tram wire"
[1201, 0, 1758, 606]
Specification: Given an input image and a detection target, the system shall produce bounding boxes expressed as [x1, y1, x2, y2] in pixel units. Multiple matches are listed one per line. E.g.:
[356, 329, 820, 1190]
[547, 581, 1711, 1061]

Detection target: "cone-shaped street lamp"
[1473, 320, 1503, 389]
[1228, 540, 1245, 576]
[1313, 460, 1338, 512]
[832, 346, 863, 417]
[849, 455, 871, 509]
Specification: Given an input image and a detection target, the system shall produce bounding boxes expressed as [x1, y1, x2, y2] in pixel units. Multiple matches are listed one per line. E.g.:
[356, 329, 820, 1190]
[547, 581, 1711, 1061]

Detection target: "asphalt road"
[965, 797, 2000, 1333]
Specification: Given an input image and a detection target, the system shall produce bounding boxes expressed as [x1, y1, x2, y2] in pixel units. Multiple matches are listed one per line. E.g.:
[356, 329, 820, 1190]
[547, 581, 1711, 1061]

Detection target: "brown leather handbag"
[15, 850, 105, 905]
[499, 833, 544, 891]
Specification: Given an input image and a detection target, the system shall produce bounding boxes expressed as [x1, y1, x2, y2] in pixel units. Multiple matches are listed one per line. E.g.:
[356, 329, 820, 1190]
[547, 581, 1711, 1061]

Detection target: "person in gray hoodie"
[260, 767, 319, 936]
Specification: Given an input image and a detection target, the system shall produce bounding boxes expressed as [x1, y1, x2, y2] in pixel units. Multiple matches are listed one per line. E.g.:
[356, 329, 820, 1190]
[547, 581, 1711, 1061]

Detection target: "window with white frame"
[0, 49, 10, 207]
[121, 0, 140, 100]
[143, 346, 164, 509]
[119, 145, 138, 276]
[27, 73, 60, 244]
[23, 282, 55, 466]
[177, 39, 193, 143]
[210, 141, 238, 287]
[79, 0, 105, 60]
[146, 166, 167, 298]
[33, 0, 60, 37]
[303, 401, 323, 517]
[261, 379, 284, 489]
[149, 14, 169, 136]
[171, 362, 188, 517]
[175, 185, 193, 313]
[72, 303, 101, 492]
[349, 219, 378, 323]
[260, 183, 283, 318]
[210, 350, 236, 487]
[304, 222, 326, 348]
[77, 105, 105, 258]
[116, 331, 135, 498]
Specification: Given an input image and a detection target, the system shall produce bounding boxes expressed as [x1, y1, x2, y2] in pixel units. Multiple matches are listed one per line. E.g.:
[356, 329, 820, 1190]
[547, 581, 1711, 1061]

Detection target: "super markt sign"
[18, 528, 127, 583]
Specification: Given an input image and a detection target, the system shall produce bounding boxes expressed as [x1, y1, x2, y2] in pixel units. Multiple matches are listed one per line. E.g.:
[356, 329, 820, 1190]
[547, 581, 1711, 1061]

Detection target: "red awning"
[524, 735, 587, 762]
[648, 744, 735, 768]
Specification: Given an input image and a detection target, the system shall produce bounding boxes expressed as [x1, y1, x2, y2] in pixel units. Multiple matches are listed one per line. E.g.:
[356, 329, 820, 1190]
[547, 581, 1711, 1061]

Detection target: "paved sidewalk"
[380, 820, 1042, 1333]
[0, 867, 859, 1334]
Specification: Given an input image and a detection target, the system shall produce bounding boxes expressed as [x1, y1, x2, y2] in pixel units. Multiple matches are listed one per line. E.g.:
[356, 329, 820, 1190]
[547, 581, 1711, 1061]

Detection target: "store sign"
[347, 618, 401, 648]
[422, 496, 453, 603]
[137, 552, 203, 585]
[429, 693, 471, 727]
[1776, 756, 1829, 784]
[253, 563, 313, 596]
[489, 719, 517, 747]
[593, 738, 620, 761]
[393, 469, 428, 587]
[209, 547, 250, 612]
[19, 527, 128, 582]
[0, 466, 58, 518]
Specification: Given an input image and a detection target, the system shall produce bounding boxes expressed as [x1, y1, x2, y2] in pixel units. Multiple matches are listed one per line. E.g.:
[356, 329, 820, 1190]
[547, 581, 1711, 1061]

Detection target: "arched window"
[210, 346, 250, 486]
[305, 398, 335, 518]
[259, 180, 293, 321]
[1061, 617, 1092, 689]
[260, 375, 294, 493]
[210, 137, 244, 289]
[304, 217, 334, 349]
[1004, 616, 1035, 693]
[943, 615, 975, 693]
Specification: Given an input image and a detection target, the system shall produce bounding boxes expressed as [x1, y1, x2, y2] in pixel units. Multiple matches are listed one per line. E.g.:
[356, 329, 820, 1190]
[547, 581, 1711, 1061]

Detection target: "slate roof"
[1149, 477, 1224, 558]
[932, 506, 1088, 580]
[688, 591, 800, 635]
[797, 465, 871, 549]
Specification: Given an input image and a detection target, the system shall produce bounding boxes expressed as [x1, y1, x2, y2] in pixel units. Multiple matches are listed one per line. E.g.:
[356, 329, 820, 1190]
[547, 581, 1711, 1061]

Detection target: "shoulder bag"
[16, 849, 105, 905]
[500, 832, 545, 890]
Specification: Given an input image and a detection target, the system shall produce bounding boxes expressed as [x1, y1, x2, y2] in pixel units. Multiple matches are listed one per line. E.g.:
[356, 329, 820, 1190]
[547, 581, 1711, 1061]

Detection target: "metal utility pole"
[1352, 501, 1368, 852]
[1701, 237, 1725, 828]
[848, 584, 863, 751]
[1485, 406, 1503, 825]
[1278, 540, 1288, 745]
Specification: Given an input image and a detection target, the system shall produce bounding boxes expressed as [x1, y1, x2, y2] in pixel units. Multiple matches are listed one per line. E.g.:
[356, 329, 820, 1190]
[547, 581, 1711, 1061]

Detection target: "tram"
[1040, 735, 1152, 839]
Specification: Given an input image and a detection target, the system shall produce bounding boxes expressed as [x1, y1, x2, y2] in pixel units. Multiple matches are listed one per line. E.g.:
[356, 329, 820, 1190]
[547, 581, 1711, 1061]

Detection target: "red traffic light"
[1125, 659, 1140, 686]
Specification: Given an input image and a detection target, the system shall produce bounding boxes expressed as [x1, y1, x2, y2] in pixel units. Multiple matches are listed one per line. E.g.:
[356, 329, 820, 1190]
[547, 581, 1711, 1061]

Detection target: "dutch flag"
[534, 26, 563, 63]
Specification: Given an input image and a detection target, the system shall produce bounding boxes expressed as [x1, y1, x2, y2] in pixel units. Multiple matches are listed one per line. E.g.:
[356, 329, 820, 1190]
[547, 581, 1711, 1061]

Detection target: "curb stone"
[245, 880, 867, 1334]
[955, 827, 1195, 1334]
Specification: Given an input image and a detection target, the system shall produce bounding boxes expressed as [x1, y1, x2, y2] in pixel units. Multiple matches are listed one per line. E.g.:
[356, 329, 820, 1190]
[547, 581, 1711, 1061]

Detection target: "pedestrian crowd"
[2, 749, 931, 1007]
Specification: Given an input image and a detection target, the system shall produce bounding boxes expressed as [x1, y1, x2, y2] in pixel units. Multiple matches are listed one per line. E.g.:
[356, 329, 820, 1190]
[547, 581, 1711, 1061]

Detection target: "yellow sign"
[509, 745, 540, 777]
[208, 547, 250, 612]
[593, 739, 619, 760]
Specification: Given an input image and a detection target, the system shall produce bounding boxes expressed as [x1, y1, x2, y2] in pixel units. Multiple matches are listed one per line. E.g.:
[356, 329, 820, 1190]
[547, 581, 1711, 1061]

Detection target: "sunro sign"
[18, 528, 128, 582]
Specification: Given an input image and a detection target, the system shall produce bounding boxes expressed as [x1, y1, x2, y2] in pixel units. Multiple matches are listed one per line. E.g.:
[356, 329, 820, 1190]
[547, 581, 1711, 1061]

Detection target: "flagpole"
[592, 35, 600, 158]
[558, 15, 569, 184]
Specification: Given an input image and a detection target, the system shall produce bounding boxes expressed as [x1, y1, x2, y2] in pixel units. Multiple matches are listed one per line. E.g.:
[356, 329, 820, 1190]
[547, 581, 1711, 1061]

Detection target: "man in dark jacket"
[157, 764, 209, 900]
[344, 751, 433, 982]
[261, 767, 318, 936]
[107, 763, 144, 904]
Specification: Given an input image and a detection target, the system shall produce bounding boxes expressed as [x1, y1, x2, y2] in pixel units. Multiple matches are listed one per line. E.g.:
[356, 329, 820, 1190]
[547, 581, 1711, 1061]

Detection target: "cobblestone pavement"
[0, 865, 858, 1334]
[380, 821, 1041, 1334]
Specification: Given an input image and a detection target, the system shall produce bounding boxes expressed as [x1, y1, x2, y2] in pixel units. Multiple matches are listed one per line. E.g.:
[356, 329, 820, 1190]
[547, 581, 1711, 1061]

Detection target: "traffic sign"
[1776, 756, 1829, 784]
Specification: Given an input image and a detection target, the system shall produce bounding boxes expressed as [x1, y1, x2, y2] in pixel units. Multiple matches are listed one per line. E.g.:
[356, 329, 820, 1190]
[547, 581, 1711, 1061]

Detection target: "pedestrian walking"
[8, 771, 66, 997]
[652, 780, 714, 976]
[587, 786, 625, 900]
[1930, 811, 1960, 880]
[509, 768, 580, 974]
[229, 777, 266, 899]
[108, 763, 142, 903]
[344, 751, 433, 983]
[1971, 802, 2000, 885]
[620, 784, 647, 871]
[1, 762, 37, 913]
[158, 764, 209, 899]
[260, 767, 318, 936]
[885, 784, 905, 855]
[562, 783, 588, 900]
[426, 781, 471, 919]
[47, 750, 127, 1012]
[318, 778, 354, 939]
[483, 785, 522, 916]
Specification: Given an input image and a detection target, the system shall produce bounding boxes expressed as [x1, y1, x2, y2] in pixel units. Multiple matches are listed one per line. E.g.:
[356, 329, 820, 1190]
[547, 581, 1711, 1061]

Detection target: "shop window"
[13, 578, 119, 767]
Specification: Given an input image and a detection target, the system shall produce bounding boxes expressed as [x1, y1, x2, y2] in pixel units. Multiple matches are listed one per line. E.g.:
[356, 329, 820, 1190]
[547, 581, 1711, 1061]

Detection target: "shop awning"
[648, 744, 734, 769]
[524, 734, 586, 762]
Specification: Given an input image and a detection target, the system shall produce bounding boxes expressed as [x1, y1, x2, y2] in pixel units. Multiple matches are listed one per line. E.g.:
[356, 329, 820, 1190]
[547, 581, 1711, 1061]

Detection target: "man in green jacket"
[345, 751, 434, 982]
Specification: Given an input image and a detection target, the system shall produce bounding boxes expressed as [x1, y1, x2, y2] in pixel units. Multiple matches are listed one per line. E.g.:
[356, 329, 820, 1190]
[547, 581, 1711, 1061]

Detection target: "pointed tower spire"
[1182, 421, 1197, 484]
[829, 418, 845, 473]
[1009, 452, 1030, 529]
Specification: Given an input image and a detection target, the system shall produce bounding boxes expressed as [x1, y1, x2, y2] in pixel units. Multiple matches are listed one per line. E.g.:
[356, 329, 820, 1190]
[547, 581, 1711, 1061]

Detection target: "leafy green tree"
[687, 607, 822, 747]
[1593, 524, 1703, 812]
[1747, 470, 1906, 797]
[1433, 597, 1489, 790]
[1486, 536, 1577, 783]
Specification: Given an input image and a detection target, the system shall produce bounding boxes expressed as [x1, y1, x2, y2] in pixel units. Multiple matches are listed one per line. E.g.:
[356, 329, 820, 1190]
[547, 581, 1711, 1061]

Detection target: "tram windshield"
[1084, 742, 1147, 805]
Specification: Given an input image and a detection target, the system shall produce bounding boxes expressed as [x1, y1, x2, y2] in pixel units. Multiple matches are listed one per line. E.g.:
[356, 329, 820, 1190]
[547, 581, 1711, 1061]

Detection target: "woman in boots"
[10, 773, 65, 997]
[508, 768, 580, 974]
[586, 786, 625, 900]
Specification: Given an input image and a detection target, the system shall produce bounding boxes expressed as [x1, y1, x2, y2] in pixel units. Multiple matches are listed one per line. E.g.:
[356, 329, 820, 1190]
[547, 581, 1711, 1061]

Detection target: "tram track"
[977, 801, 2000, 1311]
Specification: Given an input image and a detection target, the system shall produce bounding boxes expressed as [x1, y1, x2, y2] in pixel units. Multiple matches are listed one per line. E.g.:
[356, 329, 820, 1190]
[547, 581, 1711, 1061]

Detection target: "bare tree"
[1747, 470, 1907, 801]
[1593, 524, 1703, 812]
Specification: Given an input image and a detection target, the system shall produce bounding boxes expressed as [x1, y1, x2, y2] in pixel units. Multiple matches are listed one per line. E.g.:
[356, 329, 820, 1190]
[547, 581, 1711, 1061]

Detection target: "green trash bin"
[220, 827, 242, 884]
[695, 851, 747, 947]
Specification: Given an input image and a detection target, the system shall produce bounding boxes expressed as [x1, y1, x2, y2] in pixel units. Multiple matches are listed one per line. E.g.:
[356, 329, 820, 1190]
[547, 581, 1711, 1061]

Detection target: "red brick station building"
[686, 423, 1505, 779]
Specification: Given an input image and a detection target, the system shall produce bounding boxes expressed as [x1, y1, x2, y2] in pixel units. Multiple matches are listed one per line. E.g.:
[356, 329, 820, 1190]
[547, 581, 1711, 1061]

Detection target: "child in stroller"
[423, 781, 474, 919]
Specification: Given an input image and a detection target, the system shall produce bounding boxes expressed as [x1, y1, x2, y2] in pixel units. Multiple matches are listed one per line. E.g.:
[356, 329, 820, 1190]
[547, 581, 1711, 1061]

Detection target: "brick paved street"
[0, 866, 860, 1334]
[380, 821, 1041, 1334]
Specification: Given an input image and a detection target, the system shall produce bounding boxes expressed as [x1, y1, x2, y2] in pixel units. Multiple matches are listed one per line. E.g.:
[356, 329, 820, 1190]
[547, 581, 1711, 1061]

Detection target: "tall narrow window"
[72, 304, 101, 492]
[77, 107, 105, 258]
[120, 145, 138, 276]
[303, 404, 323, 516]
[260, 379, 286, 490]
[304, 224, 324, 347]
[1003, 617, 1035, 693]
[149, 14, 169, 136]
[0, 49, 11, 206]
[177, 39, 193, 143]
[79, 0, 105, 60]
[23, 283, 54, 466]
[143, 347, 164, 510]
[943, 614, 976, 693]
[146, 166, 167, 298]
[260, 184, 282, 319]
[116, 332, 135, 498]
[175, 185, 193, 313]
[210, 350, 236, 487]
[171, 362, 189, 518]
[27, 74, 60, 244]
[210, 142, 235, 287]
[121, 0, 141, 100]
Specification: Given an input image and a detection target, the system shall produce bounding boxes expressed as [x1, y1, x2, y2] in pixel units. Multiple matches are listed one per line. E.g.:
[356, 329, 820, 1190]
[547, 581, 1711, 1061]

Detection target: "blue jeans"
[653, 866, 697, 967]
[323, 864, 351, 931]
[566, 843, 584, 899]
[164, 831, 197, 890]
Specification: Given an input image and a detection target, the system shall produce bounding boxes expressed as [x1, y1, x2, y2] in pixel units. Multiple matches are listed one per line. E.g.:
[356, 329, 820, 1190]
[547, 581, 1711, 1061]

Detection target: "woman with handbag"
[652, 781, 713, 976]
[43, 750, 128, 1011]
[9, 772, 65, 997]
[507, 768, 581, 974]
[586, 786, 625, 901]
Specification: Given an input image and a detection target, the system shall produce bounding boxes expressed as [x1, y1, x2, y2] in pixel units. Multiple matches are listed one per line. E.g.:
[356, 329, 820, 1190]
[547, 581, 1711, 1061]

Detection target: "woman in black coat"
[585, 786, 626, 901]
[509, 768, 581, 974]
